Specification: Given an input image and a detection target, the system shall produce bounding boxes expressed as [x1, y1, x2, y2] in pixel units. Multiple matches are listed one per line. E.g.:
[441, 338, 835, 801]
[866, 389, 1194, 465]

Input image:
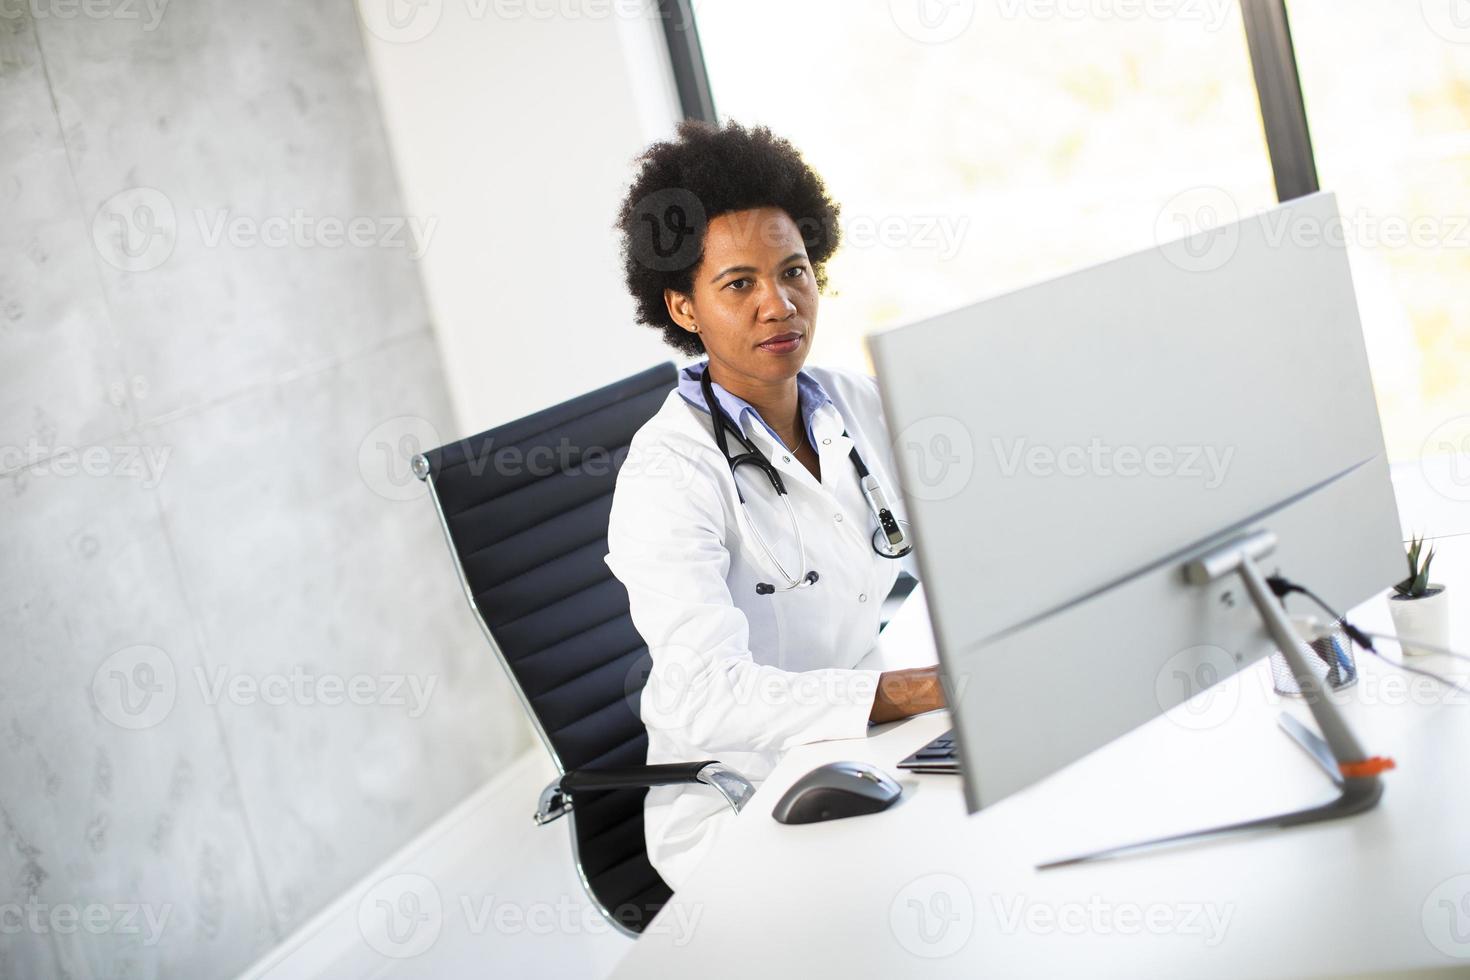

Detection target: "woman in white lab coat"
[605, 120, 945, 891]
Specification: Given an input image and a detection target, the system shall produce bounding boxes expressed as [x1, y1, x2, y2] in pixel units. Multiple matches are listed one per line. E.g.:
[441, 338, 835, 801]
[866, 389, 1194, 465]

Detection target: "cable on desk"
[1356, 630, 1470, 664]
[1266, 574, 1470, 698]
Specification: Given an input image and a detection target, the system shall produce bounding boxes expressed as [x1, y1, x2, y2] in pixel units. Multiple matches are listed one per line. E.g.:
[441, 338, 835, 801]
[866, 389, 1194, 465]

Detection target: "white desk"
[613, 560, 1470, 977]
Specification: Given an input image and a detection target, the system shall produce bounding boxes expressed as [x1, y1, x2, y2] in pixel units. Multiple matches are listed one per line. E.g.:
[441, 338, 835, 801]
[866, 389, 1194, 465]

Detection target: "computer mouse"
[771, 761, 903, 825]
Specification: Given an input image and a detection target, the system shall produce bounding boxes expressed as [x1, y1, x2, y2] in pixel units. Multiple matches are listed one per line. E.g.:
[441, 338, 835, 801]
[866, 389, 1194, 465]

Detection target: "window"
[689, 1, 1277, 375]
[1287, 0, 1470, 470]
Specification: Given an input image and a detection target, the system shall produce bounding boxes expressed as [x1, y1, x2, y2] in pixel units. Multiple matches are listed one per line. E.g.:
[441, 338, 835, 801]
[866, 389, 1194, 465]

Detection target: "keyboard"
[897, 728, 960, 774]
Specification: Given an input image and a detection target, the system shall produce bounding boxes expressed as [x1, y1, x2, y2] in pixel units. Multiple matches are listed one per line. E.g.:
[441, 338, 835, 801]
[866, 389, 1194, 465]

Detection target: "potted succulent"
[1388, 535, 1450, 656]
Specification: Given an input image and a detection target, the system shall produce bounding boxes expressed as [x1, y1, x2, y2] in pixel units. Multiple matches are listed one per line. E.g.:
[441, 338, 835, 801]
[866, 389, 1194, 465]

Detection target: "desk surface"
[613, 566, 1470, 977]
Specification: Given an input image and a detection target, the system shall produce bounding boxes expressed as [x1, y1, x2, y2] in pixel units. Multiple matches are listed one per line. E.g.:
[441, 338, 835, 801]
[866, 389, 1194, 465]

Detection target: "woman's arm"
[869, 666, 945, 723]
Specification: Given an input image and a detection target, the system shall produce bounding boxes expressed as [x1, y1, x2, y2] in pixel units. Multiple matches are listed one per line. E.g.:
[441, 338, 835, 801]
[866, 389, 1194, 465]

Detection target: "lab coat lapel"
[743, 416, 814, 492]
[810, 403, 854, 493]
[738, 399, 871, 553]
[810, 402, 874, 552]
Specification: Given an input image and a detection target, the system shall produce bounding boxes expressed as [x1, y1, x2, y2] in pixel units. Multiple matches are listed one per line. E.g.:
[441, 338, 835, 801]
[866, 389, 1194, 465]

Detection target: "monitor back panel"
[866, 192, 1403, 811]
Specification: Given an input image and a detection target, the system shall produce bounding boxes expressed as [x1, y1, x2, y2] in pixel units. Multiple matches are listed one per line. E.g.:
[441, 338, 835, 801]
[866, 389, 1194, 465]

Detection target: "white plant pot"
[1388, 586, 1451, 657]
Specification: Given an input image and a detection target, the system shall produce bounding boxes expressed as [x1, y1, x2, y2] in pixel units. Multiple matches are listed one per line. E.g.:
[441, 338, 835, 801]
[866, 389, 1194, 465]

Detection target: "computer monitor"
[866, 192, 1402, 816]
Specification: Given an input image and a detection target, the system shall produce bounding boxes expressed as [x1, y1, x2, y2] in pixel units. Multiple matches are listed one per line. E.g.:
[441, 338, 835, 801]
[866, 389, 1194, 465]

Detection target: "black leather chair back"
[415, 362, 677, 934]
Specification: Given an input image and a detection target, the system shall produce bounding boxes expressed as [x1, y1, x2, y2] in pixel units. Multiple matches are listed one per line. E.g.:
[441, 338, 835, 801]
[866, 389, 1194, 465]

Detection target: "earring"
[691, 323, 700, 333]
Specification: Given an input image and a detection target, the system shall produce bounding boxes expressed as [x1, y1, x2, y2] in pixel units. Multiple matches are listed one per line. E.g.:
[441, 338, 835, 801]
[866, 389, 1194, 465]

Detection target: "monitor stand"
[1037, 529, 1393, 870]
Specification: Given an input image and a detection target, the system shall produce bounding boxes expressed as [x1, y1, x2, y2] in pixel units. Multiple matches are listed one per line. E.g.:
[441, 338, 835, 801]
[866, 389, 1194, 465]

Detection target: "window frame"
[657, 0, 718, 125]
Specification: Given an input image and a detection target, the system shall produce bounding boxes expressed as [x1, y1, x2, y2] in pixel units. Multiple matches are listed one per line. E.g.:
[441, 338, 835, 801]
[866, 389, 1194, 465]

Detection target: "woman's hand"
[869, 666, 946, 724]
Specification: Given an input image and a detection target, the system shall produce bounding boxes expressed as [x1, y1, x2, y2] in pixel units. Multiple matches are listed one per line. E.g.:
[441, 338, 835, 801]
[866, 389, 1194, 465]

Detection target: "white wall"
[2, 2, 531, 976]
[358, 0, 686, 434]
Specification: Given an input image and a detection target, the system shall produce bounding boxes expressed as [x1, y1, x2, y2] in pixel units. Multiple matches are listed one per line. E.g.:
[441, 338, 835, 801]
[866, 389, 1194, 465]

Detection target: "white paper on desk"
[855, 582, 939, 672]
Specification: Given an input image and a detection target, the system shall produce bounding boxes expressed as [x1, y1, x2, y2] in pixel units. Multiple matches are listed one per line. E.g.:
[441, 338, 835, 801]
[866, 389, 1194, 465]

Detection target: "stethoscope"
[699, 366, 913, 595]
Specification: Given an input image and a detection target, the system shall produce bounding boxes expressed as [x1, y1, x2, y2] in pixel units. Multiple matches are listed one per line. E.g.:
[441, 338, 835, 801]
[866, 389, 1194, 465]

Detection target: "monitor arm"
[1038, 530, 1393, 870]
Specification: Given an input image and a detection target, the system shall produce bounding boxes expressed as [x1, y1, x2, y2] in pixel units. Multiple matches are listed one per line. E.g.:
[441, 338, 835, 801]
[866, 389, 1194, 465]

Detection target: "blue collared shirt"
[677, 360, 833, 451]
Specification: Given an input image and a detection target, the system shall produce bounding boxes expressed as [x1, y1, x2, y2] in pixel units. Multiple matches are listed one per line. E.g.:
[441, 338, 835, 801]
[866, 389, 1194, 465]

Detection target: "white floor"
[238, 748, 633, 980]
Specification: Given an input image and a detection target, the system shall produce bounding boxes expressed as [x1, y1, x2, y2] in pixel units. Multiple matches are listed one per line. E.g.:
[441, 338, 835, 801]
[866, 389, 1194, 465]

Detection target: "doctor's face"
[665, 206, 818, 390]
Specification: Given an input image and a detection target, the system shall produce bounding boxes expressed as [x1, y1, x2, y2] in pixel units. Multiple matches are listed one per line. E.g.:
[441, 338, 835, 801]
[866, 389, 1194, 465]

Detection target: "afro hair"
[615, 119, 843, 357]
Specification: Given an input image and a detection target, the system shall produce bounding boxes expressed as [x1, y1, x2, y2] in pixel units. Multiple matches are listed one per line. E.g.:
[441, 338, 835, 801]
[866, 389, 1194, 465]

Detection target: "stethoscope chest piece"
[872, 520, 914, 559]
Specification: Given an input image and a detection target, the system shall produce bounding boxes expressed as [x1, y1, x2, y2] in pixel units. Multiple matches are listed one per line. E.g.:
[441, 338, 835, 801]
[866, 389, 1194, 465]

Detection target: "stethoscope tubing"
[697, 364, 910, 594]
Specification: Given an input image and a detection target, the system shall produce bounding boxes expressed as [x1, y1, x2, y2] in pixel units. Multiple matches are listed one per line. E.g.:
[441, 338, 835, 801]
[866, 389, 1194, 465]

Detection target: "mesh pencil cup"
[1271, 615, 1358, 697]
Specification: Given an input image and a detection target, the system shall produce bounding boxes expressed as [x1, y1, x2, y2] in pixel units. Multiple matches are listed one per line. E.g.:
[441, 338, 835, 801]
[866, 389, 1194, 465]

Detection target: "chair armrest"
[534, 762, 755, 826]
[559, 762, 717, 792]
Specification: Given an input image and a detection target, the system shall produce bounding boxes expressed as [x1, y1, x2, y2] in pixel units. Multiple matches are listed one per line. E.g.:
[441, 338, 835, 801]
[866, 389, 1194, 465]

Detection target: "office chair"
[411, 362, 754, 937]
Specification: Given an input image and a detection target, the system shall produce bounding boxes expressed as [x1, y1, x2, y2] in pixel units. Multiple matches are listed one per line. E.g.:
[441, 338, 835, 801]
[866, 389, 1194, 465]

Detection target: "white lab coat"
[603, 365, 913, 891]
